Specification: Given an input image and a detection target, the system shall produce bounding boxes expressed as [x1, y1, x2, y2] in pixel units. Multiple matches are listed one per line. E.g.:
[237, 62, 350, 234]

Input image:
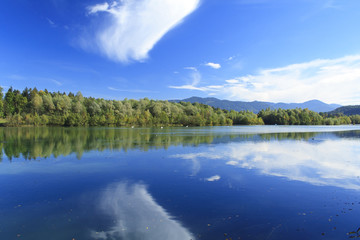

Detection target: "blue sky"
[1, 0, 360, 105]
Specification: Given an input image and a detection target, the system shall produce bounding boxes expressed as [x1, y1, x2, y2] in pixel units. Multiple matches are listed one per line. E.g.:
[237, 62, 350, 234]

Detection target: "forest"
[0, 86, 359, 127]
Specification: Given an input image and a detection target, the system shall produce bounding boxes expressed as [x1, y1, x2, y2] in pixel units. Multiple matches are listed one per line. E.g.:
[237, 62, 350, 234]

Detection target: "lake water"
[1, 126, 360, 240]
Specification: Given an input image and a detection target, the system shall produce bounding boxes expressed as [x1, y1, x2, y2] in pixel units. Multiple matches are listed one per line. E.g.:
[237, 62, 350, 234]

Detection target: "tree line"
[0, 86, 358, 127]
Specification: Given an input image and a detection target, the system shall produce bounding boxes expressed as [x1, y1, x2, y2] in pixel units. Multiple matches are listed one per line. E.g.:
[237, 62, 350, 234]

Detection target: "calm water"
[1, 126, 360, 240]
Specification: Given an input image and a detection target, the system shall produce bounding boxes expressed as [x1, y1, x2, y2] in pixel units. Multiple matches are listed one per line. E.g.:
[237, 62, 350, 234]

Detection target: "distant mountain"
[328, 105, 360, 116]
[268, 100, 342, 113]
[171, 97, 341, 113]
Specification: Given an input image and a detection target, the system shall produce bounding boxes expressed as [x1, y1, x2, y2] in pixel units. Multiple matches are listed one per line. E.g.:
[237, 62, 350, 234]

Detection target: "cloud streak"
[46, 18, 56, 27]
[87, 0, 200, 63]
[170, 55, 360, 105]
[169, 67, 205, 91]
[51, 79, 62, 86]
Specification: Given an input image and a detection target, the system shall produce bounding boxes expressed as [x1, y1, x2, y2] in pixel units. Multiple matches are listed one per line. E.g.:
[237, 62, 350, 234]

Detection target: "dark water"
[1, 126, 360, 240]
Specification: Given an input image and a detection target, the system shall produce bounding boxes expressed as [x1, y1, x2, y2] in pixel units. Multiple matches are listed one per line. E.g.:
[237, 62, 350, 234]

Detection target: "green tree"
[31, 93, 43, 114]
[42, 94, 55, 113]
[4, 87, 15, 116]
[0, 86, 4, 117]
[14, 93, 28, 114]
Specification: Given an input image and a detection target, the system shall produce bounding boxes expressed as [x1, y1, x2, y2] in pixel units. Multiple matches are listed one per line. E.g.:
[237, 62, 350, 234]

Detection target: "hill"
[171, 97, 341, 113]
[328, 105, 360, 116]
[269, 100, 341, 113]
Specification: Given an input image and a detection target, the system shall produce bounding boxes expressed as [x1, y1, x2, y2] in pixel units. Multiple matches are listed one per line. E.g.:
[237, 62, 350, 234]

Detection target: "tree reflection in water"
[0, 126, 332, 161]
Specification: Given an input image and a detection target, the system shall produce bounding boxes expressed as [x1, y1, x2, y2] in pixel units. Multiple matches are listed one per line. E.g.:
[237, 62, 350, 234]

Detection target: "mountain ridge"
[170, 97, 341, 113]
[328, 105, 360, 116]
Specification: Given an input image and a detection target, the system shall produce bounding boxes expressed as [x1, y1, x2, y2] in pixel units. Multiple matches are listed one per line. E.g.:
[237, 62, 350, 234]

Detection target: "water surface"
[1, 126, 360, 239]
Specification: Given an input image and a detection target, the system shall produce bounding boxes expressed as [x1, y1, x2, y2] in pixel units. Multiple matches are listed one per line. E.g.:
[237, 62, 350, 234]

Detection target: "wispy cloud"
[33, 77, 65, 86]
[108, 87, 118, 91]
[171, 55, 360, 105]
[46, 18, 56, 27]
[205, 62, 221, 69]
[6, 74, 65, 87]
[7, 74, 26, 80]
[323, 0, 340, 9]
[86, 0, 200, 63]
[51, 79, 62, 86]
[169, 67, 207, 91]
[184, 66, 197, 71]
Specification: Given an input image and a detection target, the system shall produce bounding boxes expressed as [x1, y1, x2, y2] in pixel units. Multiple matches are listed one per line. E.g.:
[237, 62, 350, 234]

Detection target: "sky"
[1, 0, 360, 105]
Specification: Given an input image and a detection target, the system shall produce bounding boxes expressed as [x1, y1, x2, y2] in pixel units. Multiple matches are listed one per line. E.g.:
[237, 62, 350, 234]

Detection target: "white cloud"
[206, 175, 221, 182]
[86, 0, 200, 63]
[90, 182, 195, 240]
[225, 79, 239, 84]
[88, 2, 110, 14]
[171, 55, 360, 105]
[224, 55, 360, 104]
[205, 62, 221, 69]
[226, 160, 238, 166]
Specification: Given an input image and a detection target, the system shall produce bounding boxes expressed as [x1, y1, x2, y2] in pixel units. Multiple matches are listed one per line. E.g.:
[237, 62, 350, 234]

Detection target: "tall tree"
[31, 93, 43, 114]
[14, 92, 28, 114]
[0, 86, 3, 117]
[4, 87, 15, 116]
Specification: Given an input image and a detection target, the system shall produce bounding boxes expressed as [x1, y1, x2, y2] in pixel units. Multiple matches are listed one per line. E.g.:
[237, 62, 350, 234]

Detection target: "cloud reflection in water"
[174, 139, 360, 190]
[91, 182, 194, 240]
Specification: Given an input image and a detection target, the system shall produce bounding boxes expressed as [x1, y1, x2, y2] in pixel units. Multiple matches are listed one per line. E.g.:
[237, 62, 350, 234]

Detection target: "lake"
[1, 126, 360, 240]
